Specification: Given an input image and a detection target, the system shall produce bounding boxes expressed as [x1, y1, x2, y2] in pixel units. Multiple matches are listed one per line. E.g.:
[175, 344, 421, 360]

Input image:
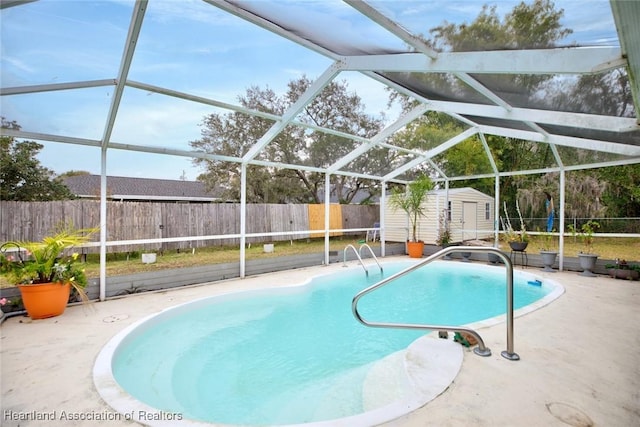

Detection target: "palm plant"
[389, 175, 434, 242]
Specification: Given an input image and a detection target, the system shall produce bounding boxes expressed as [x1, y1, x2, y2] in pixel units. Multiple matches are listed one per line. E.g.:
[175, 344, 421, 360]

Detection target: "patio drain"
[103, 314, 130, 323]
[546, 402, 593, 427]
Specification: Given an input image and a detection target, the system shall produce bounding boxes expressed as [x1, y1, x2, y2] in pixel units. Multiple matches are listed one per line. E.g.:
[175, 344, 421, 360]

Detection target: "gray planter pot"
[607, 268, 640, 281]
[487, 253, 501, 264]
[578, 253, 599, 277]
[509, 241, 528, 252]
[539, 251, 558, 272]
[441, 244, 453, 260]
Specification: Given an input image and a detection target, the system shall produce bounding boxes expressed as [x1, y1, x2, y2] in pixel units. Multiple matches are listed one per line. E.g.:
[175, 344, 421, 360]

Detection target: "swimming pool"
[94, 260, 562, 426]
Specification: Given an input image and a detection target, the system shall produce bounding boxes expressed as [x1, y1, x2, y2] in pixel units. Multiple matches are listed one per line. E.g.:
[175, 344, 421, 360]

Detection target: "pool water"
[111, 261, 551, 425]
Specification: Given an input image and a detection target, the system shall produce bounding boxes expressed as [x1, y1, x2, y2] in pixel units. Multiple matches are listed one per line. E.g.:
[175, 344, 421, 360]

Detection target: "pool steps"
[362, 336, 463, 423]
[353, 245, 521, 361]
[343, 243, 383, 276]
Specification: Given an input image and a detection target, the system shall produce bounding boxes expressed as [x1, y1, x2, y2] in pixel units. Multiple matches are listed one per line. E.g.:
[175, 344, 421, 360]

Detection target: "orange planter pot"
[407, 241, 425, 258]
[18, 282, 71, 319]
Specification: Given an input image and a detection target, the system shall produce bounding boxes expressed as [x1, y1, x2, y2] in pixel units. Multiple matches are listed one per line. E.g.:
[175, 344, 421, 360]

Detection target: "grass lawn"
[1, 236, 638, 288]
[85, 237, 369, 278]
[514, 235, 640, 261]
[0, 237, 372, 288]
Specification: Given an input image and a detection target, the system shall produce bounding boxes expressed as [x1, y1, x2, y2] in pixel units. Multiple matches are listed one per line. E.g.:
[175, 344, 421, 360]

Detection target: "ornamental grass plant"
[501, 201, 529, 243]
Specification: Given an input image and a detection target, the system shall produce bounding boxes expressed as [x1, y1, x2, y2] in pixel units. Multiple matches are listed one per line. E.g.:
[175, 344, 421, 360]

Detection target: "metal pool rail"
[352, 246, 520, 361]
[343, 243, 383, 276]
[359, 243, 383, 274]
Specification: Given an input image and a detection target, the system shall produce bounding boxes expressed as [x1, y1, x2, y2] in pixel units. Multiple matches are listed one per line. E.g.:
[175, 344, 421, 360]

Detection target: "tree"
[59, 170, 91, 178]
[436, 137, 495, 194]
[386, 0, 640, 229]
[389, 1, 580, 208]
[191, 77, 385, 203]
[428, 0, 571, 98]
[540, 48, 637, 223]
[191, 85, 312, 203]
[598, 164, 640, 219]
[0, 118, 74, 201]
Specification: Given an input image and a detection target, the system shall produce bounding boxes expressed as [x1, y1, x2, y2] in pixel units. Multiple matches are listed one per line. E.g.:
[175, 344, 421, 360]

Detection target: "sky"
[0, 0, 619, 181]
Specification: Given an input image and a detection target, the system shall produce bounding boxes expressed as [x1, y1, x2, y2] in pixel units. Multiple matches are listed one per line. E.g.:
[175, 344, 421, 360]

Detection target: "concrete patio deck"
[1, 258, 639, 427]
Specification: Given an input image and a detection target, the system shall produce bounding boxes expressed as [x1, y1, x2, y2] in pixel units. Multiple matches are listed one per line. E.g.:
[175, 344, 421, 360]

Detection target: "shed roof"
[429, 187, 493, 200]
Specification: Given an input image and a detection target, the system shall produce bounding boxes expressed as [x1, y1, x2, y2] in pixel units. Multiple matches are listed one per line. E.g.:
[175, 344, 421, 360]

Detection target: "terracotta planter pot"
[407, 241, 424, 258]
[18, 282, 71, 319]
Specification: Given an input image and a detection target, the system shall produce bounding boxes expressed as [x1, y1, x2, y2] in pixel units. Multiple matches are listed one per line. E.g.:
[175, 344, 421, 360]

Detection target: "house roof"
[63, 175, 221, 202]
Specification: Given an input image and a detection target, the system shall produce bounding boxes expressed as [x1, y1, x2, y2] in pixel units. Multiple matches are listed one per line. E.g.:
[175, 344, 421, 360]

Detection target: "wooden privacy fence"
[0, 201, 379, 253]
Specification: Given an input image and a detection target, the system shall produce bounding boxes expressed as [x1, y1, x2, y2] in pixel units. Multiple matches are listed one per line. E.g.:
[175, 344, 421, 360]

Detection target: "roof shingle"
[63, 175, 221, 202]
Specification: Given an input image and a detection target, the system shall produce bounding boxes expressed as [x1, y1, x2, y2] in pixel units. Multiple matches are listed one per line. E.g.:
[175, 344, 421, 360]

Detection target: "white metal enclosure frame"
[1, 0, 639, 300]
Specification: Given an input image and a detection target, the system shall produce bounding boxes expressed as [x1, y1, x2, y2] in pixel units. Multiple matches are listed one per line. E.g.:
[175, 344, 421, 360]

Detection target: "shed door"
[462, 202, 477, 241]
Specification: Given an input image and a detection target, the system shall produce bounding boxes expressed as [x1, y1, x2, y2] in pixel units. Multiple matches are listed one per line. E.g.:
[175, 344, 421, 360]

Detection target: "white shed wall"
[384, 187, 494, 245]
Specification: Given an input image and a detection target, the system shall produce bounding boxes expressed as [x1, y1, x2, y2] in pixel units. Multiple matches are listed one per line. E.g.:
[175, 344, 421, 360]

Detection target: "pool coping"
[5, 256, 637, 427]
[92, 260, 564, 427]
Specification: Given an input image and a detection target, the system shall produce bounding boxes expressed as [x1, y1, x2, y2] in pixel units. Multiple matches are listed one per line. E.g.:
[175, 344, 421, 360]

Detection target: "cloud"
[32, 92, 210, 180]
[0, 2, 127, 85]
[143, 0, 239, 26]
[1, 56, 36, 75]
[108, 89, 213, 147]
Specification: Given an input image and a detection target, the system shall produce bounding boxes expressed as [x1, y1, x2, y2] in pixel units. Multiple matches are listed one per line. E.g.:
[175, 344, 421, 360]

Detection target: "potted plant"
[568, 220, 600, 277]
[0, 223, 98, 319]
[389, 175, 434, 258]
[501, 201, 529, 251]
[539, 228, 558, 272]
[605, 259, 640, 281]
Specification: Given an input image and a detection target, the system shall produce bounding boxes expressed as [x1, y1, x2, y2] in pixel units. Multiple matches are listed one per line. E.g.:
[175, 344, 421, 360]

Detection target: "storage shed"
[384, 187, 495, 244]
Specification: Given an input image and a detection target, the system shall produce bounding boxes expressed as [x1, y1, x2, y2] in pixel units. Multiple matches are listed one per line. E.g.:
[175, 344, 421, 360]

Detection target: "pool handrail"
[358, 243, 383, 274]
[352, 246, 520, 361]
[343, 244, 370, 276]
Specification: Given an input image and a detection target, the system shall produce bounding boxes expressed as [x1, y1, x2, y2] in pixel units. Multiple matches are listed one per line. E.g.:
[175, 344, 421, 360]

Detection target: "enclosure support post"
[445, 180, 450, 242]
[494, 176, 500, 247]
[99, 151, 107, 301]
[324, 173, 330, 265]
[96, 1, 146, 301]
[559, 169, 566, 271]
[380, 182, 386, 257]
[240, 163, 247, 278]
